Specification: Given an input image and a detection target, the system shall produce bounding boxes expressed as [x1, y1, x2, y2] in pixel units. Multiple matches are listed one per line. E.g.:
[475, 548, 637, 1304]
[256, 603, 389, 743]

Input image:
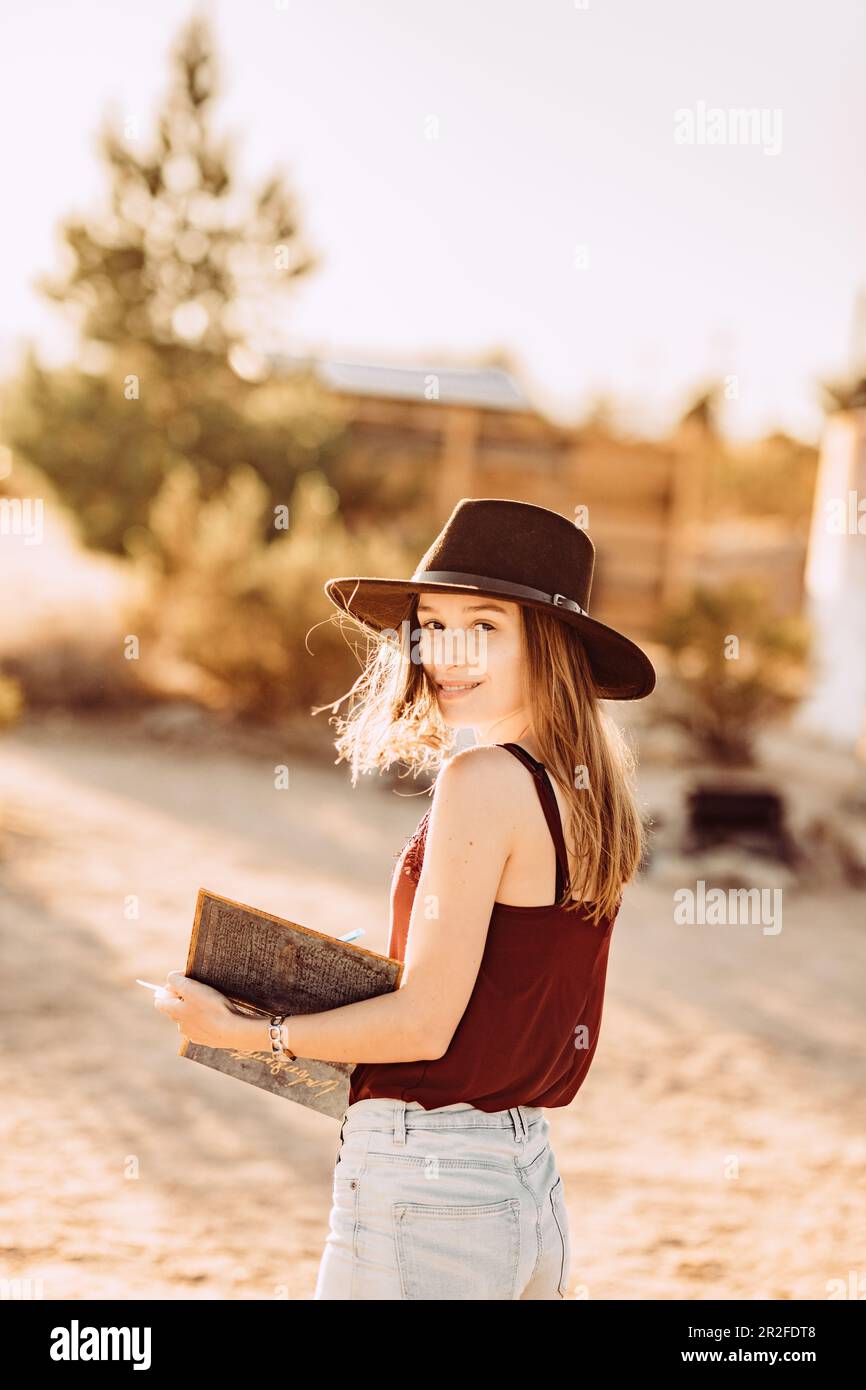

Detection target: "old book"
[179, 888, 403, 1120]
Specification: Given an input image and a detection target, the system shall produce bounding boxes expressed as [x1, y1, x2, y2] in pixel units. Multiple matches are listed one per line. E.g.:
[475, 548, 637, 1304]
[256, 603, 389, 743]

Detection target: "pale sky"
[2, 0, 864, 443]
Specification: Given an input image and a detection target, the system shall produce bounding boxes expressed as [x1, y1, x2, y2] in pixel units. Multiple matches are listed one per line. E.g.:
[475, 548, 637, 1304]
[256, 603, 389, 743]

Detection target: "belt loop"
[394, 1100, 408, 1146]
[508, 1106, 528, 1139]
[509, 1106, 528, 1143]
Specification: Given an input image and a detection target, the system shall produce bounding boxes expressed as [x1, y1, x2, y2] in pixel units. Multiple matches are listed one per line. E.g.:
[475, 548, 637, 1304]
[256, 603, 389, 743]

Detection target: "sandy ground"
[1, 712, 864, 1301]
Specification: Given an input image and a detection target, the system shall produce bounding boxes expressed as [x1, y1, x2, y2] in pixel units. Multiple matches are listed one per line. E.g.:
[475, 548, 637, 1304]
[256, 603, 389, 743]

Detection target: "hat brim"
[324, 576, 656, 701]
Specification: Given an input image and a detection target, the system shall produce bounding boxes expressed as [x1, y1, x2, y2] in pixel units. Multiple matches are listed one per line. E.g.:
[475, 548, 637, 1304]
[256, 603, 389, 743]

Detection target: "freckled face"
[415, 594, 525, 729]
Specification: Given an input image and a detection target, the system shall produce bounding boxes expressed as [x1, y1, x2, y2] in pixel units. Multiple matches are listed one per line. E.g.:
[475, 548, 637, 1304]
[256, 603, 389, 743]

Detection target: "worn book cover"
[179, 888, 403, 1120]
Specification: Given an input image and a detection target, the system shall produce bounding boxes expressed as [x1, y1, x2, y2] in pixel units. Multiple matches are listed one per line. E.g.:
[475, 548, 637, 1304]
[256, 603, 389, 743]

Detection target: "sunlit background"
[3, 0, 866, 439]
[1, 0, 864, 1303]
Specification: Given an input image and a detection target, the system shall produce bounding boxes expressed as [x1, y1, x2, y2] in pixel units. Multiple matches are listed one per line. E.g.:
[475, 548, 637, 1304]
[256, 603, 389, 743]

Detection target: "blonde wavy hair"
[313, 596, 645, 924]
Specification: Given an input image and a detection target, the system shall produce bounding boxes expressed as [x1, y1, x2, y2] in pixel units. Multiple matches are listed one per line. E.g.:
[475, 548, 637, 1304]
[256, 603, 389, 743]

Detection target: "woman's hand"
[153, 971, 241, 1049]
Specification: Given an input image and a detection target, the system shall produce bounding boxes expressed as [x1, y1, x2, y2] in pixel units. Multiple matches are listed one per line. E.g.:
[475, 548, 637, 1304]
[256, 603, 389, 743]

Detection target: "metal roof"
[269, 353, 531, 411]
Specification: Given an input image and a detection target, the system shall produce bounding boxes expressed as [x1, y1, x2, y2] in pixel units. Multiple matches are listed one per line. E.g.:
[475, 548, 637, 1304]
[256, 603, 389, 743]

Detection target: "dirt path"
[1, 715, 864, 1299]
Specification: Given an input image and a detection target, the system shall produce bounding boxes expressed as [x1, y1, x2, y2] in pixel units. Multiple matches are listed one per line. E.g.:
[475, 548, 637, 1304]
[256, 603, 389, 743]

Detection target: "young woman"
[155, 497, 655, 1300]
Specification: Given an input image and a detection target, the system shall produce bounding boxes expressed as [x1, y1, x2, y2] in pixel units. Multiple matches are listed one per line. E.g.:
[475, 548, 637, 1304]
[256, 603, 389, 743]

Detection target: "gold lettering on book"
[228, 1048, 341, 1095]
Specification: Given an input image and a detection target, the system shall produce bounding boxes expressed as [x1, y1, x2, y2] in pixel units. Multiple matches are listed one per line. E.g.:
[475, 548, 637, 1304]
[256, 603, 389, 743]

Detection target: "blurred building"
[796, 407, 866, 753]
[272, 354, 811, 641]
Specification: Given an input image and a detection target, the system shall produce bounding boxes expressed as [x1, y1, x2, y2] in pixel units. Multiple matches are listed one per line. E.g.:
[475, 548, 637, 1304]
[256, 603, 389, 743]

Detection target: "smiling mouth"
[437, 681, 481, 692]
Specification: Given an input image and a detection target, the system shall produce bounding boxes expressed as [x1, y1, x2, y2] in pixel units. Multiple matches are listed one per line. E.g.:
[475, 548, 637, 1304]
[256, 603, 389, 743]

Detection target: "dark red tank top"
[348, 743, 622, 1112]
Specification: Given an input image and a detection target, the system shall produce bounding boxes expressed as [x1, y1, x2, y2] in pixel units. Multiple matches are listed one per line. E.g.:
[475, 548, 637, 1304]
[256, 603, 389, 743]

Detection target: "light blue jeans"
[313, 1097, 572, 1300]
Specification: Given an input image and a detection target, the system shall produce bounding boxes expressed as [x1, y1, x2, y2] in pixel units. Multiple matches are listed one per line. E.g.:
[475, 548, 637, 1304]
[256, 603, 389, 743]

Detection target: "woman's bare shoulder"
[437, 744, 532, 808]
[441, 742, 522, 778]
[427, 746, 522, 862]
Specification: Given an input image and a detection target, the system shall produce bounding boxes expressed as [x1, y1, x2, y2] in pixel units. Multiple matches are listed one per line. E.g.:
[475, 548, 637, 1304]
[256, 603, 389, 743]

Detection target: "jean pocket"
[393, 1198, 521, 1300]
[548, 1176, 570, 1298]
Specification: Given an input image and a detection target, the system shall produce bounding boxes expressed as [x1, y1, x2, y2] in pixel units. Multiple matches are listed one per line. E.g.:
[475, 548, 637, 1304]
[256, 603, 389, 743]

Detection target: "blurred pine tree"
[5, 13, 344, 556]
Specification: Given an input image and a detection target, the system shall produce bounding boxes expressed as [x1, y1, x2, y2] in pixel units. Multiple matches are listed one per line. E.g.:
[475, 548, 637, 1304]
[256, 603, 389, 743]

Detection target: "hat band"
[412, 570, 588, 617]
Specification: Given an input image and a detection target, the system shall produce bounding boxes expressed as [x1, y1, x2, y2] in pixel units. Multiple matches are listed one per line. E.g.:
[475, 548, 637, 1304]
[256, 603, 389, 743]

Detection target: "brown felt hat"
[324, 497, 656, 700]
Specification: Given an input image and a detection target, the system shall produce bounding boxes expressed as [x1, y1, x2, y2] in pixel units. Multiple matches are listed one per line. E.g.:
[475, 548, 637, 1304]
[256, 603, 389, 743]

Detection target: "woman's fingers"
[152, 971, 186, 1010]
[154, 989, 182, 1015]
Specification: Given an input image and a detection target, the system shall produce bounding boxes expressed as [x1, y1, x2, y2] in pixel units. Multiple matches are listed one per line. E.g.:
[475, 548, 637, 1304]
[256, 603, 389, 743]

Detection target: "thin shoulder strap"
[498, 743, 571, 902]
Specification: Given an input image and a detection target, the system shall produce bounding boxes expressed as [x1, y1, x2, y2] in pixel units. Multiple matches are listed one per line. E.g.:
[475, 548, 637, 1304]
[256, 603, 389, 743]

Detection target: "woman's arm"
[156, 966, 445, 1063]
[229, 987, 443, 1063]
[156, 747, 515, 1064]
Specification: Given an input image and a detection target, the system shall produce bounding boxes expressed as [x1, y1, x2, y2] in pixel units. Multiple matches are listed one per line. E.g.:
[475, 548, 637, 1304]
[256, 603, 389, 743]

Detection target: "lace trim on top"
[396, 808, 431, 884]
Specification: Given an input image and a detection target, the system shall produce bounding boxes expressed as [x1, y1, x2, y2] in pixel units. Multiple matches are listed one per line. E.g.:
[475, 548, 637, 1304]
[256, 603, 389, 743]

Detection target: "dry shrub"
[125, 461, 412, 719]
